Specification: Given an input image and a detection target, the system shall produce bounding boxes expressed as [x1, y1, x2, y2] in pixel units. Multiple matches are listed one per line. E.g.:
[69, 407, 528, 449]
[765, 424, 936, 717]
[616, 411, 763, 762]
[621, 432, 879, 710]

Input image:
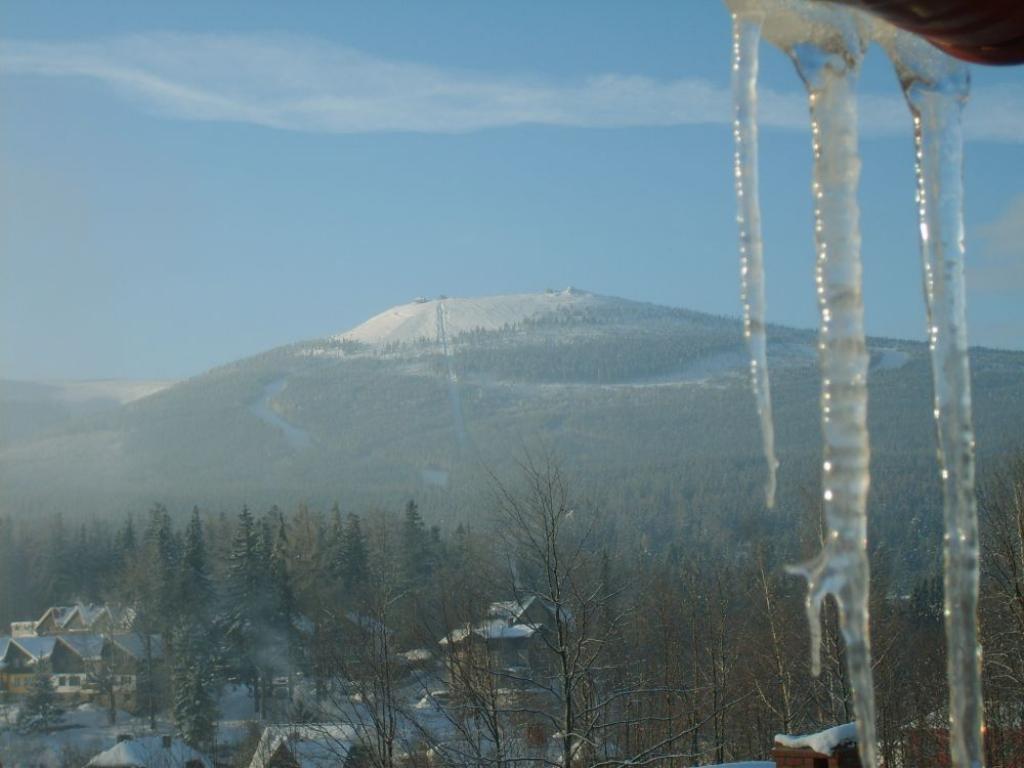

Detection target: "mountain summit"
[2, 290, 1022, 562]
[336, 288, 604, 347]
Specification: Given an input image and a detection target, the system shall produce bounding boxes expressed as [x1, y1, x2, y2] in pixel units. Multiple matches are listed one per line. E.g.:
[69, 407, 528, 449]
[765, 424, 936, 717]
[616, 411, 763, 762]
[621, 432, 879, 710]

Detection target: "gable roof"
[86, 735, 212, 768]
[111, 633, 164, 660]
[71, 603, 112, 628]
[36, 605, 76, 630]
[249, 724, 356, 768]
[440, 620, 539, 646]
[487, 597, 536, 623]
[774, 722, 858, 756]
[29, 603, 134, 635]
[57, 633, 107, 662]
[10, 635, 58, 663]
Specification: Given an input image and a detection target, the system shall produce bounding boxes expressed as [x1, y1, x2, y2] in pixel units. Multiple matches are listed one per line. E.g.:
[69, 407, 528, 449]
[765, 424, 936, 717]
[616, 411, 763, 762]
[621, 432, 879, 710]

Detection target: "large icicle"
[762, 3, 878, 765]
[877, 24, 984, 768]
[729, 8, 779, 508]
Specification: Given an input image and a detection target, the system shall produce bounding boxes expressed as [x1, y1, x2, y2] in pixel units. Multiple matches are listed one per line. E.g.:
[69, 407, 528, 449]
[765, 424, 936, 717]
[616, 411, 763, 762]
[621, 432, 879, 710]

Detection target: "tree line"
[1, 454, 1022, 767]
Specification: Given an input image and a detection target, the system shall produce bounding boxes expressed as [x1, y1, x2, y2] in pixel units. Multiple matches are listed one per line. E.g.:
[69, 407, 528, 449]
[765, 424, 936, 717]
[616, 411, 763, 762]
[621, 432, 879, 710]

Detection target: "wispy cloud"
[1, 33, 1022, 140]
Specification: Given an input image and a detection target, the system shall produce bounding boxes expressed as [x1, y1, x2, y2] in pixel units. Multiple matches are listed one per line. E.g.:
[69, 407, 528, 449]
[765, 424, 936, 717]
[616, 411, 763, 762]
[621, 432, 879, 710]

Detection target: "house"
[248, 724, 363, 768]
[85, 734, 212, 768]
[0, 636, 58, 694]
[771, 723, 862, 768]
[486, 595, 562, 629]
[436, 594, 574, 694]
[10, 602, 134, 638]
[0, 630, 162, 700]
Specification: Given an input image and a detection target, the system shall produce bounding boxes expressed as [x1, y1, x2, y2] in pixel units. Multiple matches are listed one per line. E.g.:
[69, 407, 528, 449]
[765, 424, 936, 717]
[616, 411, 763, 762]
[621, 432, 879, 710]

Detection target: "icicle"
[730, 9, 779, 508]
[761, 3, 878, 765]
[877, 24, 984, 768]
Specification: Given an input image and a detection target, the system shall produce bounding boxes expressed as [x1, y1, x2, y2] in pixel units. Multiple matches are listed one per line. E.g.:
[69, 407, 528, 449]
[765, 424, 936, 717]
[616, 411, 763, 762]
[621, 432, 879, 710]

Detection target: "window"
[58, 676, 67, 686]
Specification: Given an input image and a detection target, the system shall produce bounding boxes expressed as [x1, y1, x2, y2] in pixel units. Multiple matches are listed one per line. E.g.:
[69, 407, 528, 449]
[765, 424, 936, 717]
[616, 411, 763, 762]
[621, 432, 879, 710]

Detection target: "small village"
[1, 600, 867, 768]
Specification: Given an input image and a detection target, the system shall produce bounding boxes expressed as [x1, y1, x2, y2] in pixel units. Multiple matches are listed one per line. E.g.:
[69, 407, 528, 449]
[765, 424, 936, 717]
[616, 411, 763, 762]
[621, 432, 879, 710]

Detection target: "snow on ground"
[0, 689, 257, 768]
[248, 378, 311, 450]
[335, 288, 606, 346]
[0, 702, 159, 768]
[774, 721, 857, 754]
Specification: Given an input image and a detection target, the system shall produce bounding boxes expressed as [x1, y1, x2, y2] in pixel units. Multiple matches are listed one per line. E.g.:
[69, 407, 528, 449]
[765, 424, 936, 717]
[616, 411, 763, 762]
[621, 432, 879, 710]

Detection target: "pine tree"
[225, 506, 266, 715]
[270, 516, 295, 626]
[143, 504, 182, 636]
[180, 507, 214, 622]
[338, 513, 369, 592]
[400, 500, 429, 587]
[46, 513, 75, 604]
[18, 671, 64, 733]
[269, 515, 297, 712]
[226, 506, 261, 625]
[173, 621, 219, 749]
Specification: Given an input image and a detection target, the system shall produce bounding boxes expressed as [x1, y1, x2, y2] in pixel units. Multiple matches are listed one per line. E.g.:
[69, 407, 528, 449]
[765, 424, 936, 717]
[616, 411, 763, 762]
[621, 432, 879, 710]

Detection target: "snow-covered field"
[0, 702, 147, 768]
[0, 686, 259, 768]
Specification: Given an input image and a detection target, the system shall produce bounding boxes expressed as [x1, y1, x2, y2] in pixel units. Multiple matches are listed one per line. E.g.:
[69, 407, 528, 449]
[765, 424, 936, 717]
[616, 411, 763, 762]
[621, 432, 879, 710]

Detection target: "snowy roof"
[37, 605, 75, 629]
[58, 633, 107, 661]
[111, 633, 164, 660]
[249, 724, 356, 768]
[10, 635, 58, 662]
[398, 648, 433, 663]
[86, 735, 212, 768]
[775, 722, 858, 755]
[487, 596, 536, 623]
[440, 620, 538, 645]
[29, 603, 131, 633]
[72, 603, 112, 628]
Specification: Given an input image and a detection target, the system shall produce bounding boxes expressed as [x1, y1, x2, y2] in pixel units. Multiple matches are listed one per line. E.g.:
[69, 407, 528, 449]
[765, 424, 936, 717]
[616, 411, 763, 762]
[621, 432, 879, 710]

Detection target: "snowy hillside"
[335, 287, 610, 346]
[1, 288, 1022, 564]
[0, 378, 175, 447]
[0, 378, 173, 406]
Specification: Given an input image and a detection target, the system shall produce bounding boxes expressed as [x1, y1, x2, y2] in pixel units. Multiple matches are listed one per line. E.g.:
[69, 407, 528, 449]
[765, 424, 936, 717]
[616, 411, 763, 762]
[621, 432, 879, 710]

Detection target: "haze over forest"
[2, 2, 1024, 768]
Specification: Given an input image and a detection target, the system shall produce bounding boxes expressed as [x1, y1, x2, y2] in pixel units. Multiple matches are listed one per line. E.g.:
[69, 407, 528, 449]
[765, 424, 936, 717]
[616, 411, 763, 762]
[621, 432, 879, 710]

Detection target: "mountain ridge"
[2, 287, 1023, 587]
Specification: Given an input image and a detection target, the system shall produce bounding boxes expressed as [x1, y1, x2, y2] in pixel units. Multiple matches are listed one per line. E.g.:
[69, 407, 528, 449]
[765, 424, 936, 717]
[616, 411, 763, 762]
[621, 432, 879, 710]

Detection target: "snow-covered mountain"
[335, 288, 602, 346]
[2, 290, 1022, 558]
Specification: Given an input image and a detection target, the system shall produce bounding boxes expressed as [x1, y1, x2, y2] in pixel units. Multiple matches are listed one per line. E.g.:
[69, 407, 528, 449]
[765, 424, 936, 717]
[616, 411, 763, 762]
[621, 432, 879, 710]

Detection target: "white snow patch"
[871, 348, 909, 371]
[85, 734, 212, 767]
[335, 289, 607, 346]
[1, 379, 175, 405]
[248, 378, 311, 450]
[774, 721, 858, 755]
[248, 724, 356, 768]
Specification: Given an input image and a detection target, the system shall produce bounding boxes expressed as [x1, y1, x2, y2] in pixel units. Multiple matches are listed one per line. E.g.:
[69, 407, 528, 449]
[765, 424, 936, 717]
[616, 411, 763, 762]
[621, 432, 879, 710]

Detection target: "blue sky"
[2, 0, 1022, 380]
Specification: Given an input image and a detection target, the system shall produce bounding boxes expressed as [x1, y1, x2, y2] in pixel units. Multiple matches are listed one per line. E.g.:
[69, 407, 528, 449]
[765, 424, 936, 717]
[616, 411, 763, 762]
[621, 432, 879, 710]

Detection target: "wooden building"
[771, 723, 862, 768]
